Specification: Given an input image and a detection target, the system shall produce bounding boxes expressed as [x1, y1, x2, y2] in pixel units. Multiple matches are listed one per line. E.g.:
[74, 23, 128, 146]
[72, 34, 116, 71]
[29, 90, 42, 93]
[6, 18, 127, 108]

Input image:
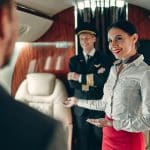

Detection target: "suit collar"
[83, 48, 96, 58]
[114, 54, 144, 66]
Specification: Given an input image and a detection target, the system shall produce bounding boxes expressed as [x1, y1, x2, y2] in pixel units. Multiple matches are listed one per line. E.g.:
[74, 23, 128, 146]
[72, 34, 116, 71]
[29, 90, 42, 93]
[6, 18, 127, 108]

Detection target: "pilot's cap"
[75, 22, 97, 36]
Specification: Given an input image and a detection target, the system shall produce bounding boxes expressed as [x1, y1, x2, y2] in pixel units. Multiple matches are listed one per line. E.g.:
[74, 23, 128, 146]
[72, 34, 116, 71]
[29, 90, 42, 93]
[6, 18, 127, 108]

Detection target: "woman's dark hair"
[107, 20, 137, 35]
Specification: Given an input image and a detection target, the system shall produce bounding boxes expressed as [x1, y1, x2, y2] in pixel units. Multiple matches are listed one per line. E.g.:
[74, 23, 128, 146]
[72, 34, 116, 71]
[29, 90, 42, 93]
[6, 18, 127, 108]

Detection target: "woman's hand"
[63, 97, 78, 107]
[86, 118, 113, 127]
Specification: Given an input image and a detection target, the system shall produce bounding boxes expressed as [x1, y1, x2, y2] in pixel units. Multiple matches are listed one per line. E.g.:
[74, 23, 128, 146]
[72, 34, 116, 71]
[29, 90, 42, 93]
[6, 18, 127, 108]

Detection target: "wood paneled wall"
[128, 4, 150, 40]
[12, 7, 75, 97]
[38, 7, 75, 42]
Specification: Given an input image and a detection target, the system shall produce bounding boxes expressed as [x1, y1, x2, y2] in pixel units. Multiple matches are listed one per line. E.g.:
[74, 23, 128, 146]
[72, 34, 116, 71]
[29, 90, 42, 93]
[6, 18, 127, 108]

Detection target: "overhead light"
[17, 10, 53, 42]
[15, 42, 74, 48]
[18, 24, 30, 36]
[77, 0, 125, 9]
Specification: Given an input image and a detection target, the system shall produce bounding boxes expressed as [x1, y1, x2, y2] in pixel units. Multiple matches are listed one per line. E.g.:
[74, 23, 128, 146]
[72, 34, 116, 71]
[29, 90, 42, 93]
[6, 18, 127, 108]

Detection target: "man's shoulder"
[0, 86, 64, 150]
[0, 85, 58, 128]
[94, 51, 113, 66]
[70, 54, 82, 62]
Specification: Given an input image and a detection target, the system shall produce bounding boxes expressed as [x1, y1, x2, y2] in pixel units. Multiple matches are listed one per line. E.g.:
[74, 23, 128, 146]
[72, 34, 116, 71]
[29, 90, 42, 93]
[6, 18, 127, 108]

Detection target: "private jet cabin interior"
[0, 0, 150, 150]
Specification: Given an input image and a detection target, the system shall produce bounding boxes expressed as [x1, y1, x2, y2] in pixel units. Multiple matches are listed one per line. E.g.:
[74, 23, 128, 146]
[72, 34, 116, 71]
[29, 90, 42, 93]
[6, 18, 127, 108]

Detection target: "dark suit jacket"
[68, 51, 112, 116]
[0, 85, 67, 150]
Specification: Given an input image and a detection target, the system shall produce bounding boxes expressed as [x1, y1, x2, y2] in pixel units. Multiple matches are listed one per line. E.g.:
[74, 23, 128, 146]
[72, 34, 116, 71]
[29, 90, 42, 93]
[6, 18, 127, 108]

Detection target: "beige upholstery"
[15, 73, 72, 150]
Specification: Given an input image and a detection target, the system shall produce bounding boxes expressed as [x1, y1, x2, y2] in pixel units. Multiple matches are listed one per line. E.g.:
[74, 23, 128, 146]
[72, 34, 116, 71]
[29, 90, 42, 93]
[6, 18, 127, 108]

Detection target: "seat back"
[15, 72, 72, 150]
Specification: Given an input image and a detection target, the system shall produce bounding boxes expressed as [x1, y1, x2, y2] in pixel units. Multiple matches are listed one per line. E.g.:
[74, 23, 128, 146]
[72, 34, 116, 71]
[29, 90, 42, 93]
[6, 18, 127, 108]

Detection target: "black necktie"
[86, 55, 90, 64]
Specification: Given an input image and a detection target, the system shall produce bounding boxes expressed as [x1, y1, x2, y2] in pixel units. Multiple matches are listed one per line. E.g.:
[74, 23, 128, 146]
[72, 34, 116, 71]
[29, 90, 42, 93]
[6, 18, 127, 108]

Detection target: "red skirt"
[102, 116, 145, 150]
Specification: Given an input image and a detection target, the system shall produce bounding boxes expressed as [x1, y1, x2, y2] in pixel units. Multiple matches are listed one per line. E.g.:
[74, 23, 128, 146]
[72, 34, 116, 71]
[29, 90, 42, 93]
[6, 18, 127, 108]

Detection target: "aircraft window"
[55, 56, 64, 70]
[44, 56, 52, 70]
[27, 59, 37, 73]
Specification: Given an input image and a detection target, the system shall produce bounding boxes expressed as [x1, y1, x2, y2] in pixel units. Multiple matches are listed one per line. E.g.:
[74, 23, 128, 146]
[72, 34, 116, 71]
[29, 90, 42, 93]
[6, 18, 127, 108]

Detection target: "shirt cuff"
[76, 99, 82, 106]
[76, 99, 87, 108]
[78, 75, 82, 83]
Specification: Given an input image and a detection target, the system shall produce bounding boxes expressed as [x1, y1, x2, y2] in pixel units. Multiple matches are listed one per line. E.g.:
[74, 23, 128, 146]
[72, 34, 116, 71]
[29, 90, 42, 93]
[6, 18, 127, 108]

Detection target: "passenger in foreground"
[64, 20, 150, 150]
[0, 0, 67, 150]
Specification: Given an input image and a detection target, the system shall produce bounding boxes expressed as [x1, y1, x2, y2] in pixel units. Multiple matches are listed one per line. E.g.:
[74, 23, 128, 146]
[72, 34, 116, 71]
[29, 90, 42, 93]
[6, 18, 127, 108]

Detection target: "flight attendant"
[65, 20, 149, 150]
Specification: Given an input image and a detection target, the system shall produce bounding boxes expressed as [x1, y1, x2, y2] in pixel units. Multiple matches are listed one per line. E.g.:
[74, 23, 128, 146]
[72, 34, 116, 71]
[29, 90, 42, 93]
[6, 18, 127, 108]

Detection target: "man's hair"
[0, 0, 14, 18]
[0, 0, 11, 7]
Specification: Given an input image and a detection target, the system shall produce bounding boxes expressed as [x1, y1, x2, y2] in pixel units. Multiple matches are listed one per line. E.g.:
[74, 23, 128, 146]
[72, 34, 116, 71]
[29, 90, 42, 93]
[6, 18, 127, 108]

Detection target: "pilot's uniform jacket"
[69, 50, 111, 116]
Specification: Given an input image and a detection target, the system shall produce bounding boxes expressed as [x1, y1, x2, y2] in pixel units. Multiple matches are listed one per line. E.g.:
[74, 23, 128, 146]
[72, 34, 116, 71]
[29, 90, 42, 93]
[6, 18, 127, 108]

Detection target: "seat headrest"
[27, 73, 56, 96]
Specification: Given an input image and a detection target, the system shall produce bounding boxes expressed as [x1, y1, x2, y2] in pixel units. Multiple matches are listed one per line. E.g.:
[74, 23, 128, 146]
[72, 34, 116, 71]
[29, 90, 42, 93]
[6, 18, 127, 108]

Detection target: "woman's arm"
[64, 97, 106, 111]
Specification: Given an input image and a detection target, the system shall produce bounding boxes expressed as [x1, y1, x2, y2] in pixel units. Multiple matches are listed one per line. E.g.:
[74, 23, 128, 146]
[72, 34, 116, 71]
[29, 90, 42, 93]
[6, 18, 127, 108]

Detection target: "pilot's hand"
[86, 118, 113, 127]
[67, 72, 80, 81]
[63, 97, 78, 107]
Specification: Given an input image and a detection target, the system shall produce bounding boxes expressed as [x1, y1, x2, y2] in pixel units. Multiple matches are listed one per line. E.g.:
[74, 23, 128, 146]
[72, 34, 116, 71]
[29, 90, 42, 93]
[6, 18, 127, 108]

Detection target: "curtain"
[74, 0, 127, 57]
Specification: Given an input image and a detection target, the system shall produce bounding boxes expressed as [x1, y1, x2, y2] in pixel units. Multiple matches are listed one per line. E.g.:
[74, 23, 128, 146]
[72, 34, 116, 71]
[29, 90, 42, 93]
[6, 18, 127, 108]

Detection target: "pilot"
[67, 22, 112, 150]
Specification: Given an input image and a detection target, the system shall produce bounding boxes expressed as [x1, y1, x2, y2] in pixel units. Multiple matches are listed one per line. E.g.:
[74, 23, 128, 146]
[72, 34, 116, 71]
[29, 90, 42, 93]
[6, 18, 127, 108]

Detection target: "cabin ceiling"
[15, 0, 74, 17]
[15, 0, 150, 42]
[15, 0, 74, 42]
[16, 0, 150, 15]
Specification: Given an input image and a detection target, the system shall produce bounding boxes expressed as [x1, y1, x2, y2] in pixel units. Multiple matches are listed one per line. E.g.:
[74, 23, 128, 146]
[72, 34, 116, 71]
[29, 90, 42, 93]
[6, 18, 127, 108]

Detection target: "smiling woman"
[64, 20, 150, 150]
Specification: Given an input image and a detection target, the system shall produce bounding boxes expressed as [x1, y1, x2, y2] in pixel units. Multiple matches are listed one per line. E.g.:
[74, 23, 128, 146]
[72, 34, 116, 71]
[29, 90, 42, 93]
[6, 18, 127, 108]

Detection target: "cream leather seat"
[15, 73, 72, 150]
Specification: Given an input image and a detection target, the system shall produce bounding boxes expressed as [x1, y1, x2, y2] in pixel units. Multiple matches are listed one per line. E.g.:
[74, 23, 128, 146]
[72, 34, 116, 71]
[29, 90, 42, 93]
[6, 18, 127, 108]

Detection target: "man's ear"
[0, 7, 10, 45]
[93, 36, 96, 43]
